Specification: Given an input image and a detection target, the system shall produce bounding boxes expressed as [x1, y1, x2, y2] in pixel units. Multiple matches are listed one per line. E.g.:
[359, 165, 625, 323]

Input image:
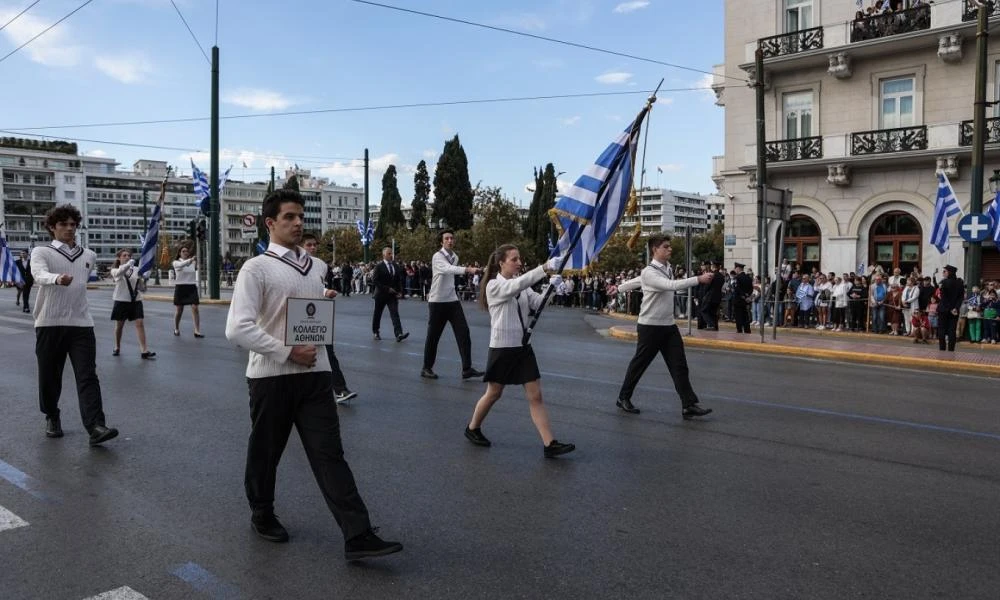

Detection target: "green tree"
[669, 223, 724, 268]
[590, 232, 645, 273]
[410, 160, 430, 230]
[375, 165, 406, 238]
[531, 163, 559, 262]
[461, 186, 532, 266]
[384, 226, 438, 264]
[320, 227, 364, 264]
[283, 174, 299, 191]
[432, 134, 474, 230]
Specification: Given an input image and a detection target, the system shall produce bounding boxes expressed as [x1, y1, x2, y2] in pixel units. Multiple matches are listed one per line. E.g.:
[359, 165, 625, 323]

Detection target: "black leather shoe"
[251, 512, 289, 543]
[396, 332, 409, 342]
[616, 398, 640, 414]
[345, 528, 402, 560]
[88, 425, 119, 446]
[464, 427, 491, 447]
[420, 368, 438, 379]
[544, 440, 576, 458]
[682, 404, 713, 420]
[461, 368, 484, 379]
[45, 416, 63, 438]
[373, 333, 381, 340]
[141, 351, 156, 360]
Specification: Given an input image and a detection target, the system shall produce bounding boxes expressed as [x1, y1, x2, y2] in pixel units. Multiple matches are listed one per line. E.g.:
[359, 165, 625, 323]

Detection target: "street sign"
[241, 228, 257, 240]
[242, 214, 256, 228]
[958, 213, 991, 242]
[764, 187, 792, 222]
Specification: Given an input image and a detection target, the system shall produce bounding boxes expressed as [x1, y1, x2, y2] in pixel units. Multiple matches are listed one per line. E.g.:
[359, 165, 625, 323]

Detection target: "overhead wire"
[1, 87, 708, 131]
[0, 0, 96, 65]
[348, 0, 746, 83]
[0, 0, 43, 34]
[169, 0, 210, 66]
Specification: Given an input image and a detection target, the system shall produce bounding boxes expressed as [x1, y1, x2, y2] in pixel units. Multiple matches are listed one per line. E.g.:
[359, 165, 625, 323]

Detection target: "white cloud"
[223, 88, 298, 111]
[695, 73, 716, 102]
[84, 149, 108, 158]
[315, 153, 399, 182]
[94, 54, 153, 84]
[422, 149, 437, 159]
[561, 116, 581, 126]
[657, 163, 684, 173]
[523, 178, 572, 195]
[0, 11, 83, 67]
[613, 1, 650, 13]
[595, 71, 633, 85]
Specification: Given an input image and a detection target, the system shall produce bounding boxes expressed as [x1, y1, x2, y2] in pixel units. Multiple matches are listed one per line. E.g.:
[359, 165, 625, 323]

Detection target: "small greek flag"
[190, 160, 231, 215]
[0, 234, 24, 285]
[137, 202, 161, 277]
[987, 190, 1000, 244]
[930, 171, 962, 254]
[356, 219, 374, 244]
[255, 241, 267, 255]
[549, 103, 651, 270]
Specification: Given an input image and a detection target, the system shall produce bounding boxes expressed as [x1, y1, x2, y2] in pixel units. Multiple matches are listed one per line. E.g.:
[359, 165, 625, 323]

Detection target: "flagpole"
[521, 82, 661, 346]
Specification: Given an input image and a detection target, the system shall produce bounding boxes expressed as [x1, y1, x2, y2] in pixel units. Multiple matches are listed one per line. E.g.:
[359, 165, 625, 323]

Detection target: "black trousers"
[422, 301, 472, 371]
[35, 326, 106, 431]
[323, 345, 349, 393]
[17, 284, 32, 308]
[734, 299, 751, 333]
[700, 301, 720, 329]
[372, 295, 402, 336]
[618, 324, 699, 408]
[246, 372, 371, 541]
[938, 311, 959, 351]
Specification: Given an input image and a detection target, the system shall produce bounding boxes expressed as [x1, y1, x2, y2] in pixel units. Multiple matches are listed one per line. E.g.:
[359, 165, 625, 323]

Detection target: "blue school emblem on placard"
[306, 302, 316, 317]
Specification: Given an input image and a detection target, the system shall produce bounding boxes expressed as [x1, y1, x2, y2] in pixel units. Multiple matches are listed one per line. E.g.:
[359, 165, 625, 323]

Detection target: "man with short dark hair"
[732, 262, 753, 334]
[30, 204, 118, 445]
[421, 229, 483, 380]
[615, 233, 715, 420]
[936, 264, 964, 352]
[371, 247, 408, 342]
[226, 189, 401, 560]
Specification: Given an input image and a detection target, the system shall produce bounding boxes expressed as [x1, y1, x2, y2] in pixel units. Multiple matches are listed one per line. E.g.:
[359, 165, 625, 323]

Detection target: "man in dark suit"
[15, 251, 33, 313]
[371, 247, 409, 342]
[699, 261, 724, 330]
[340, 262, 353, 296]
[732, 262, 753, 333]
[936, 264, 964, 352]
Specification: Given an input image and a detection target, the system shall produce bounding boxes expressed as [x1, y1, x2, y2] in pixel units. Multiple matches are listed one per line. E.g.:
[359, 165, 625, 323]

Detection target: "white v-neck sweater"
[225, 247, 332, 378]
[29, 242, 96, 328]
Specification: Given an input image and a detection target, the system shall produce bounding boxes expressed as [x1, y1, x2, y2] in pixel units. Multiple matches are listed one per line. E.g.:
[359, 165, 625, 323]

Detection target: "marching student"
[464, 244, 575, 458]
[420, 229, 484, 380]
[302, 232, 356, 404]
[614, 233, 714, 419]
[30, 203, 119, 446]
[172, 244, 203, 337]
[15, 250, 33, 313]
[225, 189, 401, 560]
[110, 249, 155, 359]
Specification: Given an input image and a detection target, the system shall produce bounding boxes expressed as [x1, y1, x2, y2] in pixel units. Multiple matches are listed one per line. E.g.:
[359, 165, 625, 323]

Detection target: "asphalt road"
[0, 288, 997, 600]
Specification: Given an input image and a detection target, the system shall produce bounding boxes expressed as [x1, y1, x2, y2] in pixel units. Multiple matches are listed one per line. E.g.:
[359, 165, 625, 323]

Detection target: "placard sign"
[284, 298, 335, 346]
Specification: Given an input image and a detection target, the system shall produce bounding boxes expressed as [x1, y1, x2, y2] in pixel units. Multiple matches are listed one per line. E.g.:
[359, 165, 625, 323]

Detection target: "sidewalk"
[606, 314, 1000, 377]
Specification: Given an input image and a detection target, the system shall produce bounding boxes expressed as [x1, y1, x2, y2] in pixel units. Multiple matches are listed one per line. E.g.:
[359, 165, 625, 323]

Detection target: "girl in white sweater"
[172, 245, 203, 337]
[464, 244, 574, 458]
[110, 249, 155, 359]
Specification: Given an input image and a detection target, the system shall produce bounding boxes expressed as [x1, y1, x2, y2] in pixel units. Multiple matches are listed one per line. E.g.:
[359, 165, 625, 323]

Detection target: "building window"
[784, 0, 813, 32]
[780, 216, 821, 274]
[64, 175, 75, 184]
[880, 77, 915, 129]
[64, 190, 75, 199]
[869, 211, 921, 274]
[783, 91, 813, 139]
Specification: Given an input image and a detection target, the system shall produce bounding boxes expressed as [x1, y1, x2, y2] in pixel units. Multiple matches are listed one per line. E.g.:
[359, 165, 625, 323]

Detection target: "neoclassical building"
[713, 0, 1000, 280]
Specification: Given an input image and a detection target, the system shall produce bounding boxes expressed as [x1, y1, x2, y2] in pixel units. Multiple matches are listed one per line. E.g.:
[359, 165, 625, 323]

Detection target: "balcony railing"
[850, 4, 931, 43]
[758, 26, 823, 58]
[764, 136, 823, 162]
[962, 0, 999, 22]
[959, 116, 1000, 145]
[851, 125, 928, 155]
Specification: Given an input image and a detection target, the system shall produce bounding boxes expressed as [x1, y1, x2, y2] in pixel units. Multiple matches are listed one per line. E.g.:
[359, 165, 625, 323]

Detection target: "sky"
[0, 0, 725, 208]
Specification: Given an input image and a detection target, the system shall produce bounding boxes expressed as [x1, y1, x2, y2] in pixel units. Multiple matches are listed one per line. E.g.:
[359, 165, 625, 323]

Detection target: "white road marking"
[0, 504, 28, 532]
[81, 586, 151, 600]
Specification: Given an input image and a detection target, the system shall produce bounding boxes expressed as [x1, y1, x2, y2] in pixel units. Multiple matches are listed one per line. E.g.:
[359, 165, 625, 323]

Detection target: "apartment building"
[713, 0, 1000, 278]
[619, 188, 710, 236]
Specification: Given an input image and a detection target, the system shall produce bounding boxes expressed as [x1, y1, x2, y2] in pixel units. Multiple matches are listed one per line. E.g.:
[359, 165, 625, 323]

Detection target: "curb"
[142, 294, 231, 306]
[607, 325, 999, 377]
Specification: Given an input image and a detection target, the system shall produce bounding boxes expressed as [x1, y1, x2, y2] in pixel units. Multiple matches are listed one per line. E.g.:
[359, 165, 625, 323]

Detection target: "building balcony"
[851, 125, 928, 155]
[764, 136, 823, 162]
[759, 26, 823, 58]
[740, 1, 986, 75]
[850, 5, 930, 43]
[962, 0, 1000, 22]
[959, 116, 1000, 146]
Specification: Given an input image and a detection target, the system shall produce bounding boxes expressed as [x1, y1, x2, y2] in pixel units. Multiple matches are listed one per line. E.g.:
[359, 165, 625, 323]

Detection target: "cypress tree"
[410, 160, 430, 229]
[432, 135, 474, 230]
[376, 165, 406, 238]
[524, 166, 545, 258]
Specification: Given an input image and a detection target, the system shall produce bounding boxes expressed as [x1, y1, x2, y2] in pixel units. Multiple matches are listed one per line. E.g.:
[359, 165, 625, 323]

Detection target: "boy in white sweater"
[614, 233, 715, 419]
[225, 189, 401, 561]
[30, 204, 118, 446]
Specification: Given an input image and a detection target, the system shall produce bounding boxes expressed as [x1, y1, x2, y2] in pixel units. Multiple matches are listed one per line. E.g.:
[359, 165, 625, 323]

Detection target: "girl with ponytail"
[465, 245, 575, 458]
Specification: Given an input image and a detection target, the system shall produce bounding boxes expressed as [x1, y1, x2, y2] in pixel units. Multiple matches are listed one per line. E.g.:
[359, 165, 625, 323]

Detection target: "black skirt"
[173, 284, 199, 306]
[483, 345, 540, 385]
[111, 301, 144, 322]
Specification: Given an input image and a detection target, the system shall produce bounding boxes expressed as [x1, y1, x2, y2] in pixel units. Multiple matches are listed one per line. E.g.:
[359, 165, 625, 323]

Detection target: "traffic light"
[188, 219, 197, 241]
[196, 220, 206, 241]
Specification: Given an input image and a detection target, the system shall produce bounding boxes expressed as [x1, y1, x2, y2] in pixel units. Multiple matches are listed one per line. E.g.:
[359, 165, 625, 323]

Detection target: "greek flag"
[549, 104, 650, 270]
[219, 165, 232, 197]
[0, 234, 24, 285]
[191, 159, 210, 212]
[930, 171, 962, 254]
[137, 202, 161, 277]
[356, 219, 374, 244]
[987, 191, 1000, 244]
[255, 240, 267, 255]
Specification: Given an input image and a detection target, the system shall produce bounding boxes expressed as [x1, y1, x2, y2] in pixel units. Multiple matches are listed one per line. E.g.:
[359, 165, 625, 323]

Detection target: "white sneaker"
[816, 325, 824, 330]
[335, 390, 358, 404]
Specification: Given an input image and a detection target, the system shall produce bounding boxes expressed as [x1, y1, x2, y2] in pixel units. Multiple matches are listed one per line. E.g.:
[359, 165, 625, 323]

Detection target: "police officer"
[699, 261, 724, 330]
[733, 262, 753, 334]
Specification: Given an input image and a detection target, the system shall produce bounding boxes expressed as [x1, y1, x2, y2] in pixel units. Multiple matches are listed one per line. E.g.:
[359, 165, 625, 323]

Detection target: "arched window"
[869, 211, 921, 274]
[779, 216, 821, 274]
